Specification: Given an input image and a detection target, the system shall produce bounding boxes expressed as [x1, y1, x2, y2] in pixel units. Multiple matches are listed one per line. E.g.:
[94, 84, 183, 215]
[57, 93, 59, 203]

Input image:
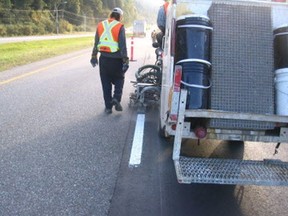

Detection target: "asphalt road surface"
[1, 36, 288, 216]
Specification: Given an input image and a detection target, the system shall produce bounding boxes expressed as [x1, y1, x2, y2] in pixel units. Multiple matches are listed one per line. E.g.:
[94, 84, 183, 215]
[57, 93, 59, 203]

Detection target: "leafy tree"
[116, 0, 123, 8]
[31, 0, 46, 10]
[0, 0, 140, 36]
[122, 0, 136, 25]
[1, 0, 12, 8]
[0, 0, 12, 25]
[65, 0, 81, 25]
[13, 0, 34, 9]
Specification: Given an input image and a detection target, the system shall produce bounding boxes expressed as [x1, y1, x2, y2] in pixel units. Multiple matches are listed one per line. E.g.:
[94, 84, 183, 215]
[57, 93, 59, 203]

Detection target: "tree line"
[0, 0, 141, 36]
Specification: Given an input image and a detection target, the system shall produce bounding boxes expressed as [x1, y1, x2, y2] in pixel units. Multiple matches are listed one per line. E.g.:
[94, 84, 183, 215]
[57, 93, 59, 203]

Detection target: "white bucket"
[275, 68, 288, 115]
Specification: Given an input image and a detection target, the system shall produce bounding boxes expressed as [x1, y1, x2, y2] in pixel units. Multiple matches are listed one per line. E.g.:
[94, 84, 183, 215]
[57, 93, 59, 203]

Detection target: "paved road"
[0, 36, 154, 215]
[1, 36, 288, 216]
[110, 117, 288, 216]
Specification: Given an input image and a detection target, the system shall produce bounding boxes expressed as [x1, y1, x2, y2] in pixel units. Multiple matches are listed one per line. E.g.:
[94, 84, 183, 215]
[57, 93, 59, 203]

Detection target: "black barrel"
[180, 61, 211, 109]
[175, 15, 212, 109]
[274, 25, 288, 69]
[175, 15, 212, 62]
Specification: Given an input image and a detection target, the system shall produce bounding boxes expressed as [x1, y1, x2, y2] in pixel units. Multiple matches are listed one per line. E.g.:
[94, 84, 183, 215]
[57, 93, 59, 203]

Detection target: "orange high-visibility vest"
[164, 2, 169, 15]
[97, 19, 123, 53]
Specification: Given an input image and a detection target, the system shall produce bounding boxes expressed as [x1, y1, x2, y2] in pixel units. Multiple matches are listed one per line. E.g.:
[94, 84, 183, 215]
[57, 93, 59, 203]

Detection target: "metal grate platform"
[208, 2, 275, 130]
[175, 156, 288, 186]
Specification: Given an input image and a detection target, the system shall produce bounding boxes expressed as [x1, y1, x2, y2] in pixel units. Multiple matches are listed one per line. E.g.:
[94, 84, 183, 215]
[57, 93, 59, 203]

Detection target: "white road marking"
[129, 114, 145, 167]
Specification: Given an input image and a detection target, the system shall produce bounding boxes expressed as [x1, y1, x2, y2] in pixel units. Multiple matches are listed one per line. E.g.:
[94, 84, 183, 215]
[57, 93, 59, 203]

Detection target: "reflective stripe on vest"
[97, 20, 122, 53]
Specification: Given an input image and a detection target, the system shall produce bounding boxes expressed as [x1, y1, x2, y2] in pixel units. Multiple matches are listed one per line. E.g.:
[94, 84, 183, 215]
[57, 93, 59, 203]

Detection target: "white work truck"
[133, 20, 147, 37]
[159, 0, 288, 185]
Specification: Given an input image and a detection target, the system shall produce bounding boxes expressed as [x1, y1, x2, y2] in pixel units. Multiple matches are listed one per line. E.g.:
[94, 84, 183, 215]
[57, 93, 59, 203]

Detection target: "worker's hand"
[90, 56, 98, 67]
[122, 57, 129, 73]
[123, 57, 129, 64]
[122, 63, 129, 73]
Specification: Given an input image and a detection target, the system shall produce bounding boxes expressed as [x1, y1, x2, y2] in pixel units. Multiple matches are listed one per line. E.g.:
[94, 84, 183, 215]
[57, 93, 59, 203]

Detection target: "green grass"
[0, 36, 94, 72]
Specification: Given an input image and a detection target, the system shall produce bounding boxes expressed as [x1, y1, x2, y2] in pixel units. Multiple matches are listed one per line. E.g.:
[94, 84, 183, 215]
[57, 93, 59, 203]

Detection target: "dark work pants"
[99, 55, 124, 109]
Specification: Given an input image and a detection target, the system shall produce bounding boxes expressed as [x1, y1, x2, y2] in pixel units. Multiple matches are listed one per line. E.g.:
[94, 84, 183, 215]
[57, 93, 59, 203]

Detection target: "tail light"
[194, 127, 207, 139]
[170, 65, 182, 121]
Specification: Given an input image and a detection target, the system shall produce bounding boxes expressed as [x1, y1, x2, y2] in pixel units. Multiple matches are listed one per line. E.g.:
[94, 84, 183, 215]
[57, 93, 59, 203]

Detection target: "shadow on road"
[159, 133, 245, 216]
[180, 139, 244, 160]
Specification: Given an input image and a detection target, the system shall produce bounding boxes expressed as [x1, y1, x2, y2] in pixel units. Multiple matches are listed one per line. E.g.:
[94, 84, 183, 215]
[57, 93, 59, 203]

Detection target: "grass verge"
[0, 36, 94, 72]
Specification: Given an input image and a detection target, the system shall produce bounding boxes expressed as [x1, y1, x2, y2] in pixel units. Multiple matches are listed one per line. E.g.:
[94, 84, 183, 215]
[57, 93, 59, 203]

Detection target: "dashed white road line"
[129, 114, 145, 167]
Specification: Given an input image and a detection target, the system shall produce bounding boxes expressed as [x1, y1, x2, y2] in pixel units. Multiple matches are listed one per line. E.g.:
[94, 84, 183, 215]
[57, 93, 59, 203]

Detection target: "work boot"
[105, 108, 112, 114]
[111, 98, 123, 111]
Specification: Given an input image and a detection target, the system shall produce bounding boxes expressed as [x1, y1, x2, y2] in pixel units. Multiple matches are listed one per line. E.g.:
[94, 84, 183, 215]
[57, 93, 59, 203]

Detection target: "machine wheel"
[135, 65, 161, 84]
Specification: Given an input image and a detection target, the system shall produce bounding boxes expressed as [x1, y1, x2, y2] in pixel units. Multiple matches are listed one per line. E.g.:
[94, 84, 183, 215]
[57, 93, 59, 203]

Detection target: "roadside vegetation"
[0, 36, 94, 72]
[0, 0, 157, 71]
[0, 0, 156, 37]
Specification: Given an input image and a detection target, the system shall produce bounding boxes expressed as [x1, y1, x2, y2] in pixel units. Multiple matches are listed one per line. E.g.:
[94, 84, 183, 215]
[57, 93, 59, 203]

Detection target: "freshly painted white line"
[129, 114, 145, 167]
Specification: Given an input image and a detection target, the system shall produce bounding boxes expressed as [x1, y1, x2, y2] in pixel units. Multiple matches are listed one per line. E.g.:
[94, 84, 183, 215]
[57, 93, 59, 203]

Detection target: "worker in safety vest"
[156, 0, 169, 47]
[90, 7, 129, 114]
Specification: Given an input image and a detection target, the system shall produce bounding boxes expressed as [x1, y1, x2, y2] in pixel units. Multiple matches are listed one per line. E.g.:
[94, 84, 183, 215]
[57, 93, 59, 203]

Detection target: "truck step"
[175, 156, 288, 186]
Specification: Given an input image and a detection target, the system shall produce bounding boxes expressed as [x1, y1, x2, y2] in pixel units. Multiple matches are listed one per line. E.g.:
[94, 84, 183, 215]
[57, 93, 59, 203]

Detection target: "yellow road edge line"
[0, 54, 85, 86]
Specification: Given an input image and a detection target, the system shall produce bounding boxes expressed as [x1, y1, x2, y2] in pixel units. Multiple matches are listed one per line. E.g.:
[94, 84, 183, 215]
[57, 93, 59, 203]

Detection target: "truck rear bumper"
[166, 90, 288, 143]
[171, 89, 288, 185]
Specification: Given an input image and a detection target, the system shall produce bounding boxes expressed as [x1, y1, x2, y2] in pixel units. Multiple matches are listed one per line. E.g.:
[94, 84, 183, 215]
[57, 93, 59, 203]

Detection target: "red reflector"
[170, 65, 183, 121]
[174, 65, 182, 92]
[171, 124, 177, 131]
[194, 127, 207, 139]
